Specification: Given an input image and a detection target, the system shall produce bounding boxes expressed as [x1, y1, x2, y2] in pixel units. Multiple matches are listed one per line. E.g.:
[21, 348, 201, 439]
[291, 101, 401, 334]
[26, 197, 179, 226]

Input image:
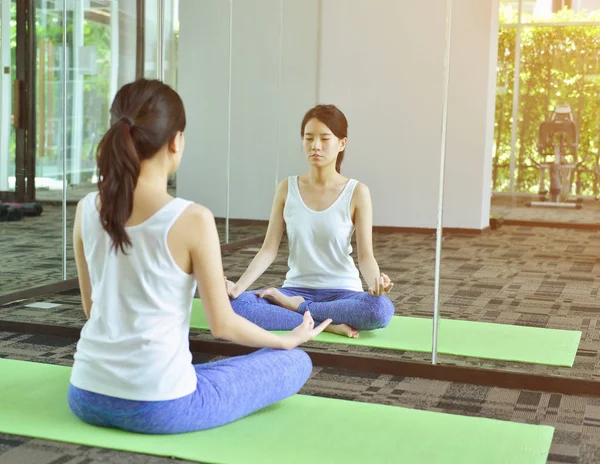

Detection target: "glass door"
[0, 0, 32, 203]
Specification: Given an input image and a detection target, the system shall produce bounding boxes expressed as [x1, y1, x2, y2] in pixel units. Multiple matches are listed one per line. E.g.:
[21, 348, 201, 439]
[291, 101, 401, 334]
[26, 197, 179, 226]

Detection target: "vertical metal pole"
[509, 0, 523, 194]
[109, 0, 119, 103]
[26, 0, 37, 202]
[136, 0, 145, 79]
[157, 0, 165, 80]
[14, 0, 26, 201]
[315, 0, 322, 104]
[432, 0, 453, 365]
[70, 0, 83, 186]
[0, 0, 11, 191]
[226, 0, 233, 243]
[274, 0, 283, 188]
[62, 0, 68, 280]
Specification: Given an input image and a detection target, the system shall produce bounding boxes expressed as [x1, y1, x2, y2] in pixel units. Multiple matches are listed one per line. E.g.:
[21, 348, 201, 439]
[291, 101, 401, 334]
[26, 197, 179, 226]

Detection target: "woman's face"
[302, 118, 346, 169]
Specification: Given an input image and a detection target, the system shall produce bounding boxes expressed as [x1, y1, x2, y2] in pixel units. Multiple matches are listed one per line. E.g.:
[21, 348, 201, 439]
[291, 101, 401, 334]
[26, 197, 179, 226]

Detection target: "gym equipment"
[526, 105, 584, 209]
[489, 214, 504, 230]
[0, 204, 24, 222]
[0, 202, 43, 217]
[191, 299, 581, 366]
[0, 359, 554, 464]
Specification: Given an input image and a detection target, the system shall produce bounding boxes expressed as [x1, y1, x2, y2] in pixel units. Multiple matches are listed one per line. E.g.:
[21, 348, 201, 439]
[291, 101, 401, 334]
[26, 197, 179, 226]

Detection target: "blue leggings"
[67, 348, 311, 434]
[231, 287, 395, 331]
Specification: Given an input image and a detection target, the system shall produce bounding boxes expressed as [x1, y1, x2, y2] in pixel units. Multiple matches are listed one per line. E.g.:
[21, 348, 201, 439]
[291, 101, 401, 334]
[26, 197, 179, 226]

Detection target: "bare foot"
[325, 324, 360, 339]
[256, 288, 305, 311]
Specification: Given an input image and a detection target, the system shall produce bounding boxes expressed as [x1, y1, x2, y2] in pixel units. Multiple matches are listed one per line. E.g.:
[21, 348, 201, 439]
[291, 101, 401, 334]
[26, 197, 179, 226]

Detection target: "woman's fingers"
[312, 318, 332, 335]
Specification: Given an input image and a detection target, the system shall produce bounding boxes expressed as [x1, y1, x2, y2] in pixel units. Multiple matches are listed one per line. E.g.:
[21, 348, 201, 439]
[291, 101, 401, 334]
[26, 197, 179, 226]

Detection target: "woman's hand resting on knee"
[224, 276, 241, 299]
[368, 273, 394, 296]
[280, 312, 332, 350]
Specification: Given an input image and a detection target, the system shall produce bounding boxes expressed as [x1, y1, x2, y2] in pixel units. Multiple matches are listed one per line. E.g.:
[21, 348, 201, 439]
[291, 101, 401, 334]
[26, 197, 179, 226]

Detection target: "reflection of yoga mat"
[1, 359, 554, 464]
[192, 300, 581, 367]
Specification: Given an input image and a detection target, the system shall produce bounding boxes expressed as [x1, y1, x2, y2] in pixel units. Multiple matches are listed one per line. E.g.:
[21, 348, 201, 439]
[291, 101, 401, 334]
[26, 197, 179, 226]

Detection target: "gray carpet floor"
[2, 224, 599, 381]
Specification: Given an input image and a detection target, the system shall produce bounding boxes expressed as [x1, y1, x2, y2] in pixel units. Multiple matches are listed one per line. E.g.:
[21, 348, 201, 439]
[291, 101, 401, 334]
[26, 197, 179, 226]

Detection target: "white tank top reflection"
[283, 176, 363, 292]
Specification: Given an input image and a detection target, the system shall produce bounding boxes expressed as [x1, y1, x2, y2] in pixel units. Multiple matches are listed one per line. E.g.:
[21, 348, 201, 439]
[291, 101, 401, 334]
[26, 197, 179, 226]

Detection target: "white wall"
[178, 0, 233, 216]
[229, 0, 320, 220]
[277, 1, 321, 182]
[444, 0, 499, 229]
[177, 0, 319, 220]
[318, 0, 446, 228]
[178, 0, 499, 230]
[319, 0, 498, 230]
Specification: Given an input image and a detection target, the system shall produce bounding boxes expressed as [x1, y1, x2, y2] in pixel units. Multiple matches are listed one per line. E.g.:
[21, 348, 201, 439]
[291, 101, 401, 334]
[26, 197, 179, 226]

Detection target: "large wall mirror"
[7, 0, 595, 389]
[1, 0, 142, 298]
[0, 0, 173, 306]
[437, 0, 600, 384]
[177, 0, 458, 365]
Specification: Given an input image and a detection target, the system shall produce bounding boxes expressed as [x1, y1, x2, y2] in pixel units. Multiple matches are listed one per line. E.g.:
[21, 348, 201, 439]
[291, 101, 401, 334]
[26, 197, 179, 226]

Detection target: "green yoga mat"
[1, 359, 553, 464]
[191, 299, 581, 367]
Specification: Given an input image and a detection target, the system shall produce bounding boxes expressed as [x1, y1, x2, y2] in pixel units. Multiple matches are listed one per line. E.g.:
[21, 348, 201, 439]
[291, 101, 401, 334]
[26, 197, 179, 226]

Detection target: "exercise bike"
[526, 105, 583, 209]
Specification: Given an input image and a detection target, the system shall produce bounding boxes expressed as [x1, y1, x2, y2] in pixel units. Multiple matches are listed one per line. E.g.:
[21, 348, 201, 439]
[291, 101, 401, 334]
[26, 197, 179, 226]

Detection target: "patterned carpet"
[3, 223, 600, 462]
[2, 224, 600, 380]
[0, 205, 76, 294]
[438, 226, 600, 380]
[3, 191, 599, 295]
[0, 330, 599, 463]
[0, 204, 267, 295]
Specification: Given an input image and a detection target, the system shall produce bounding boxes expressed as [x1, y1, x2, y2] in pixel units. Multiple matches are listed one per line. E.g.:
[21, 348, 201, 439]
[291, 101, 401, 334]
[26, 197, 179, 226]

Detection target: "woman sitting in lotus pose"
[227, 104, 395, 339]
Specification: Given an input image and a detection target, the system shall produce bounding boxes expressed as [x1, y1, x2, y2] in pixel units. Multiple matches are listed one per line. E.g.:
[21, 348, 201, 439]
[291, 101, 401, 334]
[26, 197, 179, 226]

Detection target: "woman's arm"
[188, 203, 330, 348]
[73, 200, 93, 319]
[353, 183, 393, 295]
[229, 179, 288, 297]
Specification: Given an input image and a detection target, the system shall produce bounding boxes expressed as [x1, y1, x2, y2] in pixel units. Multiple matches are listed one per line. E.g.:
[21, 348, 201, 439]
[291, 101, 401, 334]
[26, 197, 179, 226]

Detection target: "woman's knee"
[230, 291, 260, 314]
[293, 348, 313, 381]
[287, 348, 312, 378]
[365, 295, 395, 329]
[274, 348, 313, 390]
[232, 290, 258, 303]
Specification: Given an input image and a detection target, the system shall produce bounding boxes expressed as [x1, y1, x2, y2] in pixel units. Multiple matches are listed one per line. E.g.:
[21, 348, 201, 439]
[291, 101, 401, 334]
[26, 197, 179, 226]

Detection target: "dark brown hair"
[96, 79, 186, 253]
[300, 104, 348, 173]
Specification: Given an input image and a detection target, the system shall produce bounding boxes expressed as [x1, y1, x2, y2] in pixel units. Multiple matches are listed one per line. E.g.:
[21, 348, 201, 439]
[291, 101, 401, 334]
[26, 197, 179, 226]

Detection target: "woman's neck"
[136, 158, 171, 194]
[306, 166, 340, 186]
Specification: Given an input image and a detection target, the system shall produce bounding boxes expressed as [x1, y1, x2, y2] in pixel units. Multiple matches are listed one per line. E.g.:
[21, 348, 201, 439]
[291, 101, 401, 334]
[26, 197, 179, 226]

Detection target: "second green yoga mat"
[191, 299, 581, 367]
[0, 359, 554, 464]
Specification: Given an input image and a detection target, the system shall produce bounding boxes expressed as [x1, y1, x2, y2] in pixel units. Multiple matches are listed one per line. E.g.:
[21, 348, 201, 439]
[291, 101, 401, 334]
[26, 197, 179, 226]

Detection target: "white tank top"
[70, 192, 198, 401]
[283, 176, 363, 291]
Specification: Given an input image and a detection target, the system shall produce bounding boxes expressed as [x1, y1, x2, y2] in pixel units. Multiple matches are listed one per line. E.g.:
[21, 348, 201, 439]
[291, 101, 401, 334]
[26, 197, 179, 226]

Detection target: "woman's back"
[70, 191, 198, 401]
[67, 80, 325, 436]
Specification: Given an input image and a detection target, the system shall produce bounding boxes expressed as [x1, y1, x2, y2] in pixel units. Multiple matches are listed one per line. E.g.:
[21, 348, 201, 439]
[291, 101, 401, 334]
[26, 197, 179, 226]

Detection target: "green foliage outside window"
[495, 6, 600, 196]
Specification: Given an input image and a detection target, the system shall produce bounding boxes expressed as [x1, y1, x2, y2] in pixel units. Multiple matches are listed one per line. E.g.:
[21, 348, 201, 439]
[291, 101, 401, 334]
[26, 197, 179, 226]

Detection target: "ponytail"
[96, 79, 187, 253]
[97, 117, 141, 253]
[336, 150, 345, 174]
